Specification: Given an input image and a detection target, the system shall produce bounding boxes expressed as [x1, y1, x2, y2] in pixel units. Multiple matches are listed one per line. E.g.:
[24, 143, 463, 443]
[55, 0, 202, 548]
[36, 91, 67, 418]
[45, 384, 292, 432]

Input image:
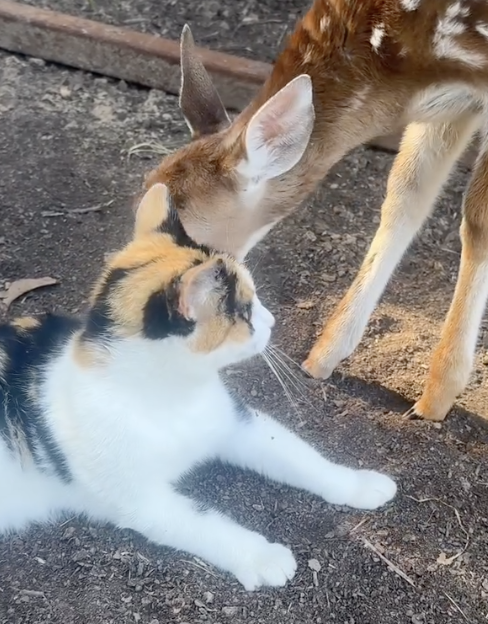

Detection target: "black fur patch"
[142, 278, 196, 340]
[82, 268, 128, 340]
[214, 262, 253, 328]
[159, 194, 212, 255]
[0, 314, 80, 482]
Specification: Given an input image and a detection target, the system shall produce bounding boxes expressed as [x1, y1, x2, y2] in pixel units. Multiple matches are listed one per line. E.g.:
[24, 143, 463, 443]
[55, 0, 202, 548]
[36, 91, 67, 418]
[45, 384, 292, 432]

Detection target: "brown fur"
[145, 0, 488, 421]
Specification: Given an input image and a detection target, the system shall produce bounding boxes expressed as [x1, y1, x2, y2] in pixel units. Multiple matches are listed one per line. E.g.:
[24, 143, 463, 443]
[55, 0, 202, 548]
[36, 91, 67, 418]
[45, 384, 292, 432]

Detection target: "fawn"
[146, 0, 488, 422]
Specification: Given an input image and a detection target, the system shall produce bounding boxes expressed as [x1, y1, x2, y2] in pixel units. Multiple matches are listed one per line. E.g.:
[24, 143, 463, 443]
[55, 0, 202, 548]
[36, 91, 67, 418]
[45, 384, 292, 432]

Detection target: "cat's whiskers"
[261, 351, 299, 412]
[261, 350, 301, 416]
[265, 349, 306, 399]
[266, 345, 309, 393]
[268, 344, 304, 374]
[265, 347, 315, 410]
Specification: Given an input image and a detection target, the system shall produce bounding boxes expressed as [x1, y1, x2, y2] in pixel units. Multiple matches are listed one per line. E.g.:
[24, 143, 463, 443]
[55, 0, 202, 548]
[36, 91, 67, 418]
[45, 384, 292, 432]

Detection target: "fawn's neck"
[239, 0, 476, 214]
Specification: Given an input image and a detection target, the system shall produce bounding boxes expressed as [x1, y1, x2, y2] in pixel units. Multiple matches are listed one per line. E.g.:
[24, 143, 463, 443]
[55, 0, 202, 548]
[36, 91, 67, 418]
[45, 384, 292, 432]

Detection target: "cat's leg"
[302, 113, 481, 379]
[218, 410, 396, 510]
[113, 486, 296, 591]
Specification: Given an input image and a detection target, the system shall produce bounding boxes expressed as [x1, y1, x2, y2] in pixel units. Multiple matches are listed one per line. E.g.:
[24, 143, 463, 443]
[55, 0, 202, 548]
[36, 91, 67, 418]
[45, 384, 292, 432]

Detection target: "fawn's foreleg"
[303, 114, 480, 391]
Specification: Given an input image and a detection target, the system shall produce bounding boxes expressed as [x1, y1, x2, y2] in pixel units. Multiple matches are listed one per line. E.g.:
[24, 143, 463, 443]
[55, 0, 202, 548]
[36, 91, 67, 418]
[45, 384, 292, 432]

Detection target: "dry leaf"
[437, 551, 458, 566]
[0, 277, 58, 309]
[296, 300, 315, 310]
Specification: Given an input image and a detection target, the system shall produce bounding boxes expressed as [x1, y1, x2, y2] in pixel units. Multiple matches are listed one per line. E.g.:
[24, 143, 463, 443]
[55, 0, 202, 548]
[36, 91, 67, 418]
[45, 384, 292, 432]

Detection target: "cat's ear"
[238, 74, 314, 182]
[134, 183, 171, 238]
[178, 258, 225, 320]
[179, 24, 231, 139]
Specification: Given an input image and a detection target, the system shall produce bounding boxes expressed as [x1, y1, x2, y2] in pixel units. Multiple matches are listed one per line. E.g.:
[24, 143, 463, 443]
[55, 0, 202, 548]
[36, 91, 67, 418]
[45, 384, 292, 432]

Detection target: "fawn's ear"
[239, 74, 314, 182]
[134, 183, 171, 238]
[179, 25, 231, 139]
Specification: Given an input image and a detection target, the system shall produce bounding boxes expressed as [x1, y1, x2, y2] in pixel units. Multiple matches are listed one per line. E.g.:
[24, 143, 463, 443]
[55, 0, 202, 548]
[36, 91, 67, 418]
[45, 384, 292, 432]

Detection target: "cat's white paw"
[233, 540, 297, 591]
[347, 470, 397, 510]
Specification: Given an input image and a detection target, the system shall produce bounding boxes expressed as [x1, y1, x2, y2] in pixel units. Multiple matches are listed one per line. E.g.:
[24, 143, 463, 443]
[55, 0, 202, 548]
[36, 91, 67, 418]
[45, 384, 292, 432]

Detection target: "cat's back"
[0, 314, 81, 463]
[0, 314, 81, 385]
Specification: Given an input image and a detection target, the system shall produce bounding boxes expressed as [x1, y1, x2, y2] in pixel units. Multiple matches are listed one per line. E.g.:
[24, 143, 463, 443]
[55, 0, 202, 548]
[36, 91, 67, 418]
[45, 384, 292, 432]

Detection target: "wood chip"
[0, 276, 58, 308]
[19, 589, 45, 598]
[296, 300, 315, 310]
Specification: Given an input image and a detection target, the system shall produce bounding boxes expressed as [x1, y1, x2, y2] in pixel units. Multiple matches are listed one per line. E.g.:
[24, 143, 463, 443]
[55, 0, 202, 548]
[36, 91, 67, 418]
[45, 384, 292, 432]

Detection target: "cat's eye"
[241, 304, 252, 323]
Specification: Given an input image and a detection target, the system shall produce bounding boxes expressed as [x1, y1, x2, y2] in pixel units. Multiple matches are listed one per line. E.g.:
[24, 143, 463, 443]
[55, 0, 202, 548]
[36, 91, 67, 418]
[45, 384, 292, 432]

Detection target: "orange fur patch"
[72, 331, 109, 369]
[11, 317, 41, 332]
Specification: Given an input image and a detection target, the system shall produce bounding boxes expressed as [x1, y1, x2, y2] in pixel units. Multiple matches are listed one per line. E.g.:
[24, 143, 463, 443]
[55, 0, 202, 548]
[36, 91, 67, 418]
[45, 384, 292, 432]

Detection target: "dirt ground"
[1, 1, 488, 623]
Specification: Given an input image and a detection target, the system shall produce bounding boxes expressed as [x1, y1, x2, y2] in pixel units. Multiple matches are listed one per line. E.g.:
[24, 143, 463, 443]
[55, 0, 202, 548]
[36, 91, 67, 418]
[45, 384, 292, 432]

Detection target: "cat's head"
[78, 184, 274, 370]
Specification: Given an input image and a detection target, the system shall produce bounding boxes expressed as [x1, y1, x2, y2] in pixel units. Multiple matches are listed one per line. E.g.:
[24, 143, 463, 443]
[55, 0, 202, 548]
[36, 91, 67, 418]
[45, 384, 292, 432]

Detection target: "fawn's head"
[145, 27, 315, 261]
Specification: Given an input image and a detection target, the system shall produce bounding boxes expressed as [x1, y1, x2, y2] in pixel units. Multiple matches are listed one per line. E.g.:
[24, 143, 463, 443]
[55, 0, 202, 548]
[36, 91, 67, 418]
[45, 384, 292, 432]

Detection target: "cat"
[0, 183, 397, 590]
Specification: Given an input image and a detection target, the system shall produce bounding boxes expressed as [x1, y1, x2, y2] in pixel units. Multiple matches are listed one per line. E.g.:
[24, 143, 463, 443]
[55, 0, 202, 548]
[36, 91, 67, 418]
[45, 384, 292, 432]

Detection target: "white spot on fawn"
[433, 2, 484, 68]
[347, 86, 371, 112]
[433, 37, 485, 67]
[400, 0, 421, 10]
[370, 24, 385, 52]
[303, 47, 315, 64]
[319, 16, 330, 32]
[476, 22, 488, 40]
[446, 2, 470, 18]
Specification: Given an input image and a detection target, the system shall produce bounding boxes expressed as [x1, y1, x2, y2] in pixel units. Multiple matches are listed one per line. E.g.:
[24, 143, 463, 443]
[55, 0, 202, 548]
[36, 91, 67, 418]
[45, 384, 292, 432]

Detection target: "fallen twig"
[126, 141, 174, 160]
[443, 591, 471, 623]
[180, 557, 221, 580]
[349, 517, 369, 534]
[68, 200, 114, 214]
[41, 199, 114, 218]
[362, 538, 416, 587]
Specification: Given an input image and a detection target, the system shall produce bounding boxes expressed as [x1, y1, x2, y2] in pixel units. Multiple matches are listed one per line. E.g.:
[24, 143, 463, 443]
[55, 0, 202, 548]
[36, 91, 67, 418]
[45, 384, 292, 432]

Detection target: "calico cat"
[0, 183, 397, 590]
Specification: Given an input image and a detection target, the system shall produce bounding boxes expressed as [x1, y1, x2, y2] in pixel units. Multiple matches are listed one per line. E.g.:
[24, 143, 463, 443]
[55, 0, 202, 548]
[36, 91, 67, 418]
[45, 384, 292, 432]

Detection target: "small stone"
[59, 86, 71, 98]
[308, 558, 321, 572]
[322, 273, 336, 283]
[203, 591, 214, 604]
[62, 526, 76, 540]
[222, 606, 239, 617]
[305, 231, 317, 242]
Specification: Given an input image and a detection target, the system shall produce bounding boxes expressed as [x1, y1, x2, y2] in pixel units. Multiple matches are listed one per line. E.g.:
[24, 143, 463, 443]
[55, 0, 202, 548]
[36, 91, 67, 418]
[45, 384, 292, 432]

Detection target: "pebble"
[29, 57, 46, 67]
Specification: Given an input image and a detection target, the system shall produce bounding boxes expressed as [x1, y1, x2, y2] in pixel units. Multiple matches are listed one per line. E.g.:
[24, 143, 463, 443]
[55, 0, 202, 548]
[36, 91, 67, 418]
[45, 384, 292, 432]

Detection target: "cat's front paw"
[234, 539, 297, 591]
[347, 470, 397, 510]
